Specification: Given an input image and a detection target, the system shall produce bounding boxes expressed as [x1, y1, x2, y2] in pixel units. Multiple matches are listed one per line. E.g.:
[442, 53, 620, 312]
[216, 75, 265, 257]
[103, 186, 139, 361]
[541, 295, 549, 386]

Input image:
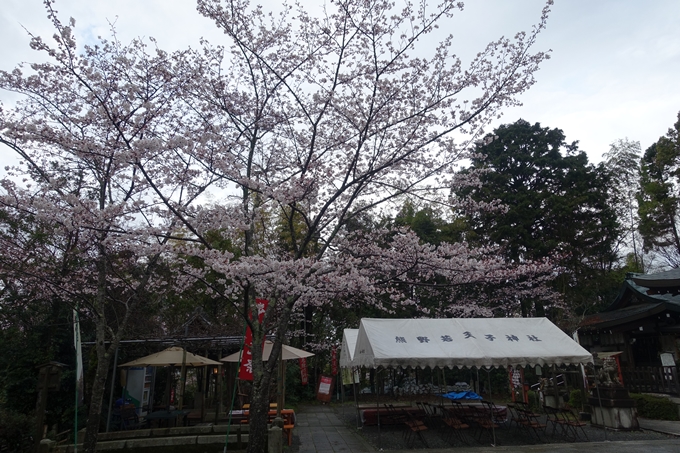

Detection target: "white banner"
[73, 309, 84, 405]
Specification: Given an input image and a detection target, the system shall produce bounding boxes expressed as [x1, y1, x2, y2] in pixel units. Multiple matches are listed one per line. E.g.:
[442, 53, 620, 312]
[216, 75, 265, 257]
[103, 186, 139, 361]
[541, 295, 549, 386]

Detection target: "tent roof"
[119, 346, 221, 367]
[339, 329, 359, 368]
[220, 341, 314, 362]
[353, 318, 592, 369]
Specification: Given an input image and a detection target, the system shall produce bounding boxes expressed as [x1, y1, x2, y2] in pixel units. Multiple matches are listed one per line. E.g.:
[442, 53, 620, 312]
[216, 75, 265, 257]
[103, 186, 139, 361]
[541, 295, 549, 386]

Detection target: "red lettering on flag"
[299, 357, 308, 385]
[239, 298, 268, 381]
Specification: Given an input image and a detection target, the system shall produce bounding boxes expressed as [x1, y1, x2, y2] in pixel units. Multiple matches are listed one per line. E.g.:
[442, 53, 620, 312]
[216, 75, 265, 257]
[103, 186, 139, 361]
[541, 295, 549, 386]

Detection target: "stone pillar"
[268, 421, 283, 453]
[589, 387, 639, 430]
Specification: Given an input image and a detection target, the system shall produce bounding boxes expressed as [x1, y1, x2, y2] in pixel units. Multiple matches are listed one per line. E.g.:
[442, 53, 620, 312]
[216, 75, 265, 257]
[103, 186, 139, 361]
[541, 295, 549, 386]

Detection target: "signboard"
[316, 375, 333, 402]
[661, 353, 676, 367]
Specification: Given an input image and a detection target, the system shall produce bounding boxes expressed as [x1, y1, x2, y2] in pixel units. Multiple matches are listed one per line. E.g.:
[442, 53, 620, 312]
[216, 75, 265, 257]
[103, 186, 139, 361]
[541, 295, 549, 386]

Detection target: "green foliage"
[284, 362, 315, 405]
[0, 299, 78, 429]
[630, 393, 679, 420]
[454, 119, 621, 318]
[638, 112, 680, 266]
[526, 390, 541, 412]
[568, 389, 584, 410]
[0, 408, 34, 452]
[393, 202, 469, 245]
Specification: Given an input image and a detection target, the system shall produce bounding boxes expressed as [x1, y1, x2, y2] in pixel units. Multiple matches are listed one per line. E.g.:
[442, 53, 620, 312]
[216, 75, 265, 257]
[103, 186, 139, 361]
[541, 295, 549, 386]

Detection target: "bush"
[630, 393, 679, 421]
[568, 389, 585, 410]
[526, 390, 541, 412]
[0, 409, 34, 452]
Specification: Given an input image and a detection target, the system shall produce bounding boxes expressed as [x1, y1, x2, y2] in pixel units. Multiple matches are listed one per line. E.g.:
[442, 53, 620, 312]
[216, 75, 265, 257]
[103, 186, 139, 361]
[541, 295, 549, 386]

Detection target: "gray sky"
[1, 0, 679, 163]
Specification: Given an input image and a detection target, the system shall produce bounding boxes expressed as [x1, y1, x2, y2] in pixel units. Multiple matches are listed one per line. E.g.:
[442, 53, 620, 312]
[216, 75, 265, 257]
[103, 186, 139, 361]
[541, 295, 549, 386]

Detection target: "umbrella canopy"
[119, 346, 221, 367]
[221, 341, 314, 362]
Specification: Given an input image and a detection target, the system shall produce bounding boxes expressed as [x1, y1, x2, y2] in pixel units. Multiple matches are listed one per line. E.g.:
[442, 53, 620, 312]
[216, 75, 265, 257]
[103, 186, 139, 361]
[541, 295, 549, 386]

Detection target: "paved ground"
[291, 405, 680, 453]
[293, 404, 375, 452]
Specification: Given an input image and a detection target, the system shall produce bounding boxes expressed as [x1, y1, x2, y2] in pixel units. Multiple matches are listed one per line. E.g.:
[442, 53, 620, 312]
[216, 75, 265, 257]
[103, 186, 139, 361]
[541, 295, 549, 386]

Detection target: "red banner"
[238, 298, 268, 381]
[238, 332, 254, 380]
[299, 357, 308, 385]
[331, 348, 338, 375]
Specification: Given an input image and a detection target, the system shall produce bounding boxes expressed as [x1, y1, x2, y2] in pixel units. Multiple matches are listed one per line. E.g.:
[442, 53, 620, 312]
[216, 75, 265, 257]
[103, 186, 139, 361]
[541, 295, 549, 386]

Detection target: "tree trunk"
[83, 322, 113, 453]
[246, 370, 273, 453]
[84, 253, 112, 453]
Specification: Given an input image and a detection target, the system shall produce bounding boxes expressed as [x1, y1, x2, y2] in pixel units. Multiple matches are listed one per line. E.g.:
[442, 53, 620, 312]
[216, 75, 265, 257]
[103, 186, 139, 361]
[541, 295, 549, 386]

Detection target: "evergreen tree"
[455, 119, 620, 318]
[638, 112, 680, 268]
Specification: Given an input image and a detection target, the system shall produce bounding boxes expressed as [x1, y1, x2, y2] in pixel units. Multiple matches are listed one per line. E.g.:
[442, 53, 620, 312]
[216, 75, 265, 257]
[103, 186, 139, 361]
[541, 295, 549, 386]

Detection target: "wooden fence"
[621, 366, 680, 395]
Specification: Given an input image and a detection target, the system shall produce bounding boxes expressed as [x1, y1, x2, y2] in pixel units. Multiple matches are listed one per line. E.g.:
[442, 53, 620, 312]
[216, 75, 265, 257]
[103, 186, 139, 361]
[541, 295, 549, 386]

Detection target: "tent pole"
[440, 367, 446, 407]
[552, 364, 559, 406]
[165, 365, 174, 410]
[178, 348, 188, 410]
[214, 364, 222, 424]
[149, 366, 156, 413]
[353, 368, 360, 429]
[376, 368, 382, 451]
[487, 368, 496, 446]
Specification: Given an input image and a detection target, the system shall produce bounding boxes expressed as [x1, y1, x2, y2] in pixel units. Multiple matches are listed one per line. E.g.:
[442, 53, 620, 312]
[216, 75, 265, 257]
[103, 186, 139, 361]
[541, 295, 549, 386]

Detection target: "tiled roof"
[580, 270, 680, 330]
[580, 302, 666, 329]
[631, 269, 680, 288]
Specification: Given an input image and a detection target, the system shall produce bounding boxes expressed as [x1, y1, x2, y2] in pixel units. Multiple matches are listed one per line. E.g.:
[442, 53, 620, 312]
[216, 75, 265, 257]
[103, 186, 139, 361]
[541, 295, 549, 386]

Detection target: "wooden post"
[34, 368, 49, 453]
[214, 364, 223, 424]
[34, 363, 65, 453]
[552, 365, 559, 406]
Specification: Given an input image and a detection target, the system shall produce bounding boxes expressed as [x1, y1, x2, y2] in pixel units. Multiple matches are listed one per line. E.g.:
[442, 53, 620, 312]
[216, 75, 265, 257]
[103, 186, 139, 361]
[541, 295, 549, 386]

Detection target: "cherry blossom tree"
[135, 1, 556, 449]
[0, 6, 203, 452]
[1, 1, 556, 451]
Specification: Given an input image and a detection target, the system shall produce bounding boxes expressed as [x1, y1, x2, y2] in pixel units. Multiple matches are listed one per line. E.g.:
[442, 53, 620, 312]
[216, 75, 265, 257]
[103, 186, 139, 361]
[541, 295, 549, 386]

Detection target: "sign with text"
[316, 375, 333, 402]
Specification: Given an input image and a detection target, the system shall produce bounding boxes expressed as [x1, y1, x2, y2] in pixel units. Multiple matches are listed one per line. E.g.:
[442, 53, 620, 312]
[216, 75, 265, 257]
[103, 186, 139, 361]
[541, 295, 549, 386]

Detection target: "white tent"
[339, 329, 359, 368]
[353, 317, 592, 369]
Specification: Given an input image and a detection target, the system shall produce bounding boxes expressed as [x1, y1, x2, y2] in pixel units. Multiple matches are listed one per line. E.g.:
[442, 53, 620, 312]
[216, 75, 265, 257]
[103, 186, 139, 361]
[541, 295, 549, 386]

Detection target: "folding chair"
[449, 400, 473, 425]
[481, 400, 506, 426]
[469, 402, 500, 443]
[559, 408, 589, 442]
[440, 405, 470, 444]
[402, 408, 429, 448]
[544, 405, 568, 438]
[383, 404, 407, 425]
[417, 401, 440, 427]
[506, 403, 522, 429]
[516, 407, 546, 441]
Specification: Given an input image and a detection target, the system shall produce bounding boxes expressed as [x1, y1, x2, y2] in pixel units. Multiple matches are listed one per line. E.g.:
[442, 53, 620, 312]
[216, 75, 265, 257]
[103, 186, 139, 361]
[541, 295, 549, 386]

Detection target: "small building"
[579, 269, 680, 394]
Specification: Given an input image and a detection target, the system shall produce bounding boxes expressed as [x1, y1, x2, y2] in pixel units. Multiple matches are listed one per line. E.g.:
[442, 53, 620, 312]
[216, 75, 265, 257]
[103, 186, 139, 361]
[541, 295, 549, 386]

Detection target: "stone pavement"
[291, 405, 680, 453]
[293, 404, 374, 452]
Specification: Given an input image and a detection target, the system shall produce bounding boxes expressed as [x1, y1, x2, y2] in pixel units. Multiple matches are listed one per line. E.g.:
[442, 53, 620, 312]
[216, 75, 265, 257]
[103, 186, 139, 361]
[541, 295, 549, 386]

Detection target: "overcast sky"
[1, 0, 679, 164]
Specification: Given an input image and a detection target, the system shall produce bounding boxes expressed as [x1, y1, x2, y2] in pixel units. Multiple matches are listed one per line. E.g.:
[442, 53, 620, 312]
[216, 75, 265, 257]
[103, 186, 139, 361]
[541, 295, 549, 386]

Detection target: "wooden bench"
[280, 411, 295, 446]
[236, 408, 295, 446]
